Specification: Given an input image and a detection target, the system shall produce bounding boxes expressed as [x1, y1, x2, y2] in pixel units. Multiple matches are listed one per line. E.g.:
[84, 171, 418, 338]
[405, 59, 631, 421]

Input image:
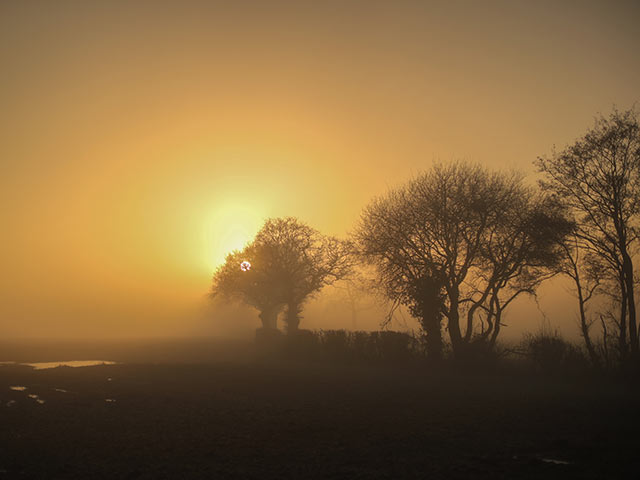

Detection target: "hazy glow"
[0, 1, 638, 339]
[205, 202, 266, 271]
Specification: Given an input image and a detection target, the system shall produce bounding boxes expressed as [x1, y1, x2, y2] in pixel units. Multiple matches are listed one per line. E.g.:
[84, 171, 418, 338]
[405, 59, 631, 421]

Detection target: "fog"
[1, 0, 638, 341]
[2, 4, 640, 479]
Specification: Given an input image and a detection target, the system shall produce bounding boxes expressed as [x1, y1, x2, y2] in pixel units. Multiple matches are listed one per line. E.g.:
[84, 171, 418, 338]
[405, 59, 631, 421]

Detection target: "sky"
[1, 0, 639, 339]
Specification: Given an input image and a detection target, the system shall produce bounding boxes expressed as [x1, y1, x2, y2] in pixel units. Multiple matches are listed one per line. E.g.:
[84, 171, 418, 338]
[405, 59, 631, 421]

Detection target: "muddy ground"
[0, 346, 638, 479]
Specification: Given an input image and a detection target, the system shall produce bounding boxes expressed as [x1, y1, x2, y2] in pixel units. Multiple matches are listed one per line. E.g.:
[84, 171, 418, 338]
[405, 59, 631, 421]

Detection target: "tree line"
[212, 108, 640, 368]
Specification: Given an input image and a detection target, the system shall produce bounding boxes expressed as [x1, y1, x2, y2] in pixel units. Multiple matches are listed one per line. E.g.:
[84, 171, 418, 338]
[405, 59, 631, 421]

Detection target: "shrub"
[374, 331, 416, 364]
[283, 329, 320, 360]
[320, 330, 352, 362]
[521, 329, 586, 375]
[350, 331, 378, 362]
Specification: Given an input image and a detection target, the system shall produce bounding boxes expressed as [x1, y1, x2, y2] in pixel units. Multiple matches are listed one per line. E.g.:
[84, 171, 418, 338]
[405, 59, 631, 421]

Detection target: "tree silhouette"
[211, 217, 351, 334]
[356, 162, 570, 360]
[557, 233, 606, 366]
[211, 245, 286, 331]
[537, 108, 640, 359]
[470, 193, 571, 347]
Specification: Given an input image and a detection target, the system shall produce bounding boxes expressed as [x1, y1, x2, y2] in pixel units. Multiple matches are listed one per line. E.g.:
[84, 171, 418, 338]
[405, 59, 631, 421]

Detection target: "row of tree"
[212, 108, 640, 366]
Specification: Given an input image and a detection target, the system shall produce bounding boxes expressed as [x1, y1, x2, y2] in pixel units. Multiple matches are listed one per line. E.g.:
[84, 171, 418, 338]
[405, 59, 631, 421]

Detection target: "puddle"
[6, 400, 16, 407]
[9, 386, 26, 391]
[25, 360, 116, 370]
[105, 398, 116, 403]
[541, 458, 571, 465]
[27, 394, 45, 404]
[54, 388, 68, 393]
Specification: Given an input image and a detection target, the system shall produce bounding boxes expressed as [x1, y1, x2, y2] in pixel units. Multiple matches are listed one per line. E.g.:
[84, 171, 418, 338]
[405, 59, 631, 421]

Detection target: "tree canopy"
[356, 162, 570, 359]
[211, 217, 351, 333]
[537, 108, 640, 358]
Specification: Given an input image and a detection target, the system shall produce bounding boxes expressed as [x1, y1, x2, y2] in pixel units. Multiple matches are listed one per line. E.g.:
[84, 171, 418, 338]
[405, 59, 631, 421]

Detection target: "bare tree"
[537, 108, 640, 358]
[356, 162, 569, 360]
[330, 269, 381, 331]
[558, 233, 605, 366]
[472, 194, 571, 348]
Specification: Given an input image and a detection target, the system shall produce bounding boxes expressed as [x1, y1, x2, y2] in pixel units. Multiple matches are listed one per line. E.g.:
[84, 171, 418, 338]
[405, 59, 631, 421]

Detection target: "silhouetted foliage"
[211, 217, 352, 333]
[210, 247, 286, 330]
[317, 330, 419, 364]
[252, 217, 352, 333]
[521, 328, 587, 376]
[537, 108, 640, 361]
[356, 162, 571, 360]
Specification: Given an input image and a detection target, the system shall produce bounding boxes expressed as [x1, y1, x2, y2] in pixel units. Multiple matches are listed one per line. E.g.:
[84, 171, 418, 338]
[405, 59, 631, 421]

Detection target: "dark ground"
[1, 340, 639, 479]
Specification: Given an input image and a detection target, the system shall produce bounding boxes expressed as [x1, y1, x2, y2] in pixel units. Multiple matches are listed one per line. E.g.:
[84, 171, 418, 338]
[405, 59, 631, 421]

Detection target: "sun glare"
[205, 202, 265, 271]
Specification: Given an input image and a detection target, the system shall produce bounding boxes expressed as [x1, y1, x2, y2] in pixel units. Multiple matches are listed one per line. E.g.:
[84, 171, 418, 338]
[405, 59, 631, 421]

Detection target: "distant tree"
[211, 217, 352, 334]
[331, 268, 384, 331]
[356, 163, 570, 360]
[537, 108, 640, 359]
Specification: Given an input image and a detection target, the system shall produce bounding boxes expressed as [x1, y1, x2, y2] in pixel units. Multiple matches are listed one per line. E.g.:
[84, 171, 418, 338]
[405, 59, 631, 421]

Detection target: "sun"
[240, 260, 251, 272]
[204, 202, 265, 270]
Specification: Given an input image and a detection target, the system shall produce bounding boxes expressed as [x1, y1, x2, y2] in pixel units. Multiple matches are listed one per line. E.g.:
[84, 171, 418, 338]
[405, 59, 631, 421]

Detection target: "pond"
[3, 360, 116, 370]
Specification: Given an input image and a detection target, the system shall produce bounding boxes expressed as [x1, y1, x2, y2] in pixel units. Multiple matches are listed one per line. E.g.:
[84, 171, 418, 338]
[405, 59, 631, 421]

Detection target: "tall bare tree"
[472, 195, 571, 347]
[356, 162, 569, 360]
[537, 108, 640, 358]
[557, 233, 605, 366]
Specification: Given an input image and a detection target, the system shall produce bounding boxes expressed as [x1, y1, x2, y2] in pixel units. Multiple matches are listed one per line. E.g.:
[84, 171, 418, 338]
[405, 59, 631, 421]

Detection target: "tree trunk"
[622, 252, 637, 355]
[422, 313, 443, 361]
[465, 287, 490, 342]
[259, 308, 278, 330]
[285, 302, 302, 334]
[445, 283, 463, 354]
[618, 274, 628, 360]
[578, 302, 600, 367]
[447, 303, 464, 356]
[489, 306, 502, 347]
[574, 273, 600, 367]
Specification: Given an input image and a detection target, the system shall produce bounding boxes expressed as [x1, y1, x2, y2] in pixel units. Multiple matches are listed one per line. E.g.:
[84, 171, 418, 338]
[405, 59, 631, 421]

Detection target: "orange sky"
[1, 0, 639, 339]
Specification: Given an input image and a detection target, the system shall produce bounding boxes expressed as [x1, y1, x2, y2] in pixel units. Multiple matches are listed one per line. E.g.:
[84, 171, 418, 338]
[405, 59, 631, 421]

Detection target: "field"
[1, 340, 639, 479]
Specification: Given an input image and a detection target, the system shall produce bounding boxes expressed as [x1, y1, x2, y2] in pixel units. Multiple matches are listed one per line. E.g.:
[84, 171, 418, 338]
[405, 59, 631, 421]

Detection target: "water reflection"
[28, 394, 46, 404]
[9, 386, 26, 391]
[25, 360, 116, 370]
[541, 458, 571, 465]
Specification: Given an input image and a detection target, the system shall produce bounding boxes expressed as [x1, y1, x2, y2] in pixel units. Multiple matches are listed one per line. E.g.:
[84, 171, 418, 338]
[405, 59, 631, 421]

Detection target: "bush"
[320, 330, 352, 362]
[521, 329, 586, 375]
[351, 331, 378, 361]
[317, 330, 419, 365]
[374, 331, 416, 364]
[256, 328, 429, 366]
[283, 329, 320, 361]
